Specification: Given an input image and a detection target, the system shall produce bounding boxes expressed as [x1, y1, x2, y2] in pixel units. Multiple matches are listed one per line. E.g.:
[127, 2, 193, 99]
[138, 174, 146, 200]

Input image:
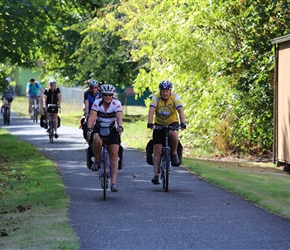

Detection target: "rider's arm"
[87, 110, 97, 130]
[43, 95, 47, 108]
[116, 111, 123, 132]
[57, 92, 61, 107]
[147, 106, 155, 128]
[148, 106, 155, 124]
[26, 84, 30, 97]
[177, 106, 186, 124]
[84, 100, 89, 117]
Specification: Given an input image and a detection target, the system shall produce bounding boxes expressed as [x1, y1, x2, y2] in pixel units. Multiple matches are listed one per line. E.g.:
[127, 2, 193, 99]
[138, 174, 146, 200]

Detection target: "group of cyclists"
[81, 79, 186, 191]
[2, 75, 186, 193]
[26, 78, 62, 138]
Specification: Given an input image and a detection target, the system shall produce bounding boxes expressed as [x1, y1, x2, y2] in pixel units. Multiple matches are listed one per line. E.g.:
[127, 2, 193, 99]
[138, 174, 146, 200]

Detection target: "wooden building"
[271, 34, 290, 170]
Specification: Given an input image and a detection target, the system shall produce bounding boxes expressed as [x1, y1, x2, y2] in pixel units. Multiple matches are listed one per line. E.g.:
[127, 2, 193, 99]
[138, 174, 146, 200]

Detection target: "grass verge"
[183, 158, 290, 219]
[0, 129, 78, 249]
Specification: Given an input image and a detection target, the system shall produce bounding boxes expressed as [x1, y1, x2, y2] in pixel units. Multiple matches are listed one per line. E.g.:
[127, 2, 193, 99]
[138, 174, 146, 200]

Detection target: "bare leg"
[153, 144, 163, 176]
[92, 133, 102, 161]
[108, 144, 119, 185]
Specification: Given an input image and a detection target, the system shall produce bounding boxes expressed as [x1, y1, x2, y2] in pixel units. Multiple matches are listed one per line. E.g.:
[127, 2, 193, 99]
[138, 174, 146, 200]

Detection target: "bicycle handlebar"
[153, 125, 180, 130]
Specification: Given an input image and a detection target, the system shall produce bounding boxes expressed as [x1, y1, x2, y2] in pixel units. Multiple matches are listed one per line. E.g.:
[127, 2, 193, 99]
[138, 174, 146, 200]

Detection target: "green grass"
[0, 129, 78, 249]
[183, 158, 290, 218]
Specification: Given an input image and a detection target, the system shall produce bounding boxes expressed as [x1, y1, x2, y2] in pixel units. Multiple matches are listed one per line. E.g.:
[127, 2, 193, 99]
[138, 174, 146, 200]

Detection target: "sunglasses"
[103, 93, 113, 97]
[90, 87, 98, 89]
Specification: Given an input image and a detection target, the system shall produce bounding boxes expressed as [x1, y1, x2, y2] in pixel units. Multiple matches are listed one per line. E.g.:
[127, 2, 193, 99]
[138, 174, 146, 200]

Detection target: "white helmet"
[99, 84, 115, 95]
[5, 77, 12, 82]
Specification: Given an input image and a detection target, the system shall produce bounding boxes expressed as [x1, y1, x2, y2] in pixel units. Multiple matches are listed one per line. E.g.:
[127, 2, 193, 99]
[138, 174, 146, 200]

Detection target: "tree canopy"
[2, 0, 290, 154]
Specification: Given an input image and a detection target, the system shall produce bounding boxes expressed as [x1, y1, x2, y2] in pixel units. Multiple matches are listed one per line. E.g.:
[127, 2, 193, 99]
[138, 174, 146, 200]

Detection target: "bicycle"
[31, 96, 40, 123]
[98, 122, 113, 201]
[154, 125, 179, 192]
[46, 104, 59, 143]
[2, 99, 10, 125]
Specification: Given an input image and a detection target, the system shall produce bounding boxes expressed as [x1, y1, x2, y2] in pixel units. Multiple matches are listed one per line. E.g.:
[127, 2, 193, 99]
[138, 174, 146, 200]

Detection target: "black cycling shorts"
[91, 124, 121, 146]
[2, 96, 13, 102]
[152, 122, 179, 146]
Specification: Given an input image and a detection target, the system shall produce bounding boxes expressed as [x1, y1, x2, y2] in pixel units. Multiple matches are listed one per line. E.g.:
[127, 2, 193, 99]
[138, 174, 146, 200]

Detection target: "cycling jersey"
[43, 87, 61, 105]
[91, 98, 122, 124]
[2, 85, 15, 102]
[26, 82, 42, 97]
[84, 91, 101, 111]
[150, 92, 183, 125]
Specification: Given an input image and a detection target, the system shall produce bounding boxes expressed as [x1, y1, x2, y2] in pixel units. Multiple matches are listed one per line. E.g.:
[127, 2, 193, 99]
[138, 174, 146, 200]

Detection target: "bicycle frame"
[47, 104, 58, 143]
[98, 122, 112, 201]
[99, 140, 111, 201]
[31, 97, 39, 123]
[154, 125, 177, 192]
[2, 99, 10, 125]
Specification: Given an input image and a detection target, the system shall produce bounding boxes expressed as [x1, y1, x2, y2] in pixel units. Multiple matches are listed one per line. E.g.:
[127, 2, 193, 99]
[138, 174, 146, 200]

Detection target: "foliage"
[89, 0, 290, 154]
[3, 0, 290, 154]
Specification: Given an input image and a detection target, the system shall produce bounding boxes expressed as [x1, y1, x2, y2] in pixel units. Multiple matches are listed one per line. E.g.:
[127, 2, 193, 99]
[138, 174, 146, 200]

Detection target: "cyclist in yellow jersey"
[147, 80, 186, 185]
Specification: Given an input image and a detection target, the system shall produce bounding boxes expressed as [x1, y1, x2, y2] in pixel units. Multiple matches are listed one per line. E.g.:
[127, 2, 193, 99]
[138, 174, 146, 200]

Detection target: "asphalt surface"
[3, 113, 290, 250]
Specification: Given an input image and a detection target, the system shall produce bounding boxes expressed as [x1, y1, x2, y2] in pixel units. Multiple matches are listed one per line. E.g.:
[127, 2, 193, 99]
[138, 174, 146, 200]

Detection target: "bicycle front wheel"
[3, 108, 8, 125]
[49, 127, 54, 143]
[164, 148, 170, 192]
[102, 152, 109, 201]
[33, 107, 38, 123]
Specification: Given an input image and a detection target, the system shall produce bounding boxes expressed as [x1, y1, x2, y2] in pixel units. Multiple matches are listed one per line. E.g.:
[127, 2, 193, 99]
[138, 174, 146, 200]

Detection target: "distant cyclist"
[26, 78, 42, 119]
[86, 84, 123, 192]
[84, 79, 101, 118]
[147, 80, 186, 185]
[80, 79, 101, 140]
[1, 77, 16, 118]
[43, 80, 61, 139]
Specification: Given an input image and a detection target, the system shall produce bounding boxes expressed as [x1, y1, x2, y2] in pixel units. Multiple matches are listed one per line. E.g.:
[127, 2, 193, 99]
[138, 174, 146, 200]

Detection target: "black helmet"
[49, 80, 57, 86]
[88, 79, 98, 88]
[159, 80, 173, 90]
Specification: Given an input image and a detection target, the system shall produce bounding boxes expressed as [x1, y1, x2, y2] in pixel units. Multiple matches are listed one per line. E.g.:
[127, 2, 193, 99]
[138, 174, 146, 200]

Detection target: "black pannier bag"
[146, 139, 154, 165]
[146, 139, 183, 166]
[40, 115, 45, 128]
[57, 116, 61, 128]
[118, 145, 124, 170]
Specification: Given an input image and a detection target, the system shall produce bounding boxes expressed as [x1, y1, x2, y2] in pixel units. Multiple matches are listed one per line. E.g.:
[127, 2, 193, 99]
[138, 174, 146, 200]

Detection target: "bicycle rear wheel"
[164, 149, 170, 192]
[102, 152, 109, 201]
[3, 107, 10, 125]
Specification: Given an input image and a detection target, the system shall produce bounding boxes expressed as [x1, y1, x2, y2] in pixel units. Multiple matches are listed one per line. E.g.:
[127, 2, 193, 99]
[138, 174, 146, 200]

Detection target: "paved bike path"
[3, 114, 290, 250]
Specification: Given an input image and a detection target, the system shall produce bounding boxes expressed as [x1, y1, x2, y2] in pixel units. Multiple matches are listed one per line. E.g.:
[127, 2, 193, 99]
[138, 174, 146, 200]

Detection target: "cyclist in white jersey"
[87, 84, 123, 192]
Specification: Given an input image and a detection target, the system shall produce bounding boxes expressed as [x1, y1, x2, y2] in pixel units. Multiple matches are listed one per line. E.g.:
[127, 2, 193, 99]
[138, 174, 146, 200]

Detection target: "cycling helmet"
[99, 84, 115, 95]
[88, 79, 98, 88]
[159, 80, 173, 90]
[49, 80, 57, 86]
[5, 77, 12, 82]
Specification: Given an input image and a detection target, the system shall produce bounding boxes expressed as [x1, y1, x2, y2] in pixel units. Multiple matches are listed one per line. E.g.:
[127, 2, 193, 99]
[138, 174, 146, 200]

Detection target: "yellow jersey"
[150, 93, 183, 125]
